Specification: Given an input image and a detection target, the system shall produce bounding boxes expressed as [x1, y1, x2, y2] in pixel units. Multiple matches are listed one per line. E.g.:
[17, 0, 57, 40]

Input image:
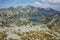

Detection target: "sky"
[0, 0, 60, 11]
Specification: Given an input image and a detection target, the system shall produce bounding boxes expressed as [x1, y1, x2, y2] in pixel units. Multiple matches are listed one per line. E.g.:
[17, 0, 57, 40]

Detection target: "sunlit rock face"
[0, 6, 60, 40]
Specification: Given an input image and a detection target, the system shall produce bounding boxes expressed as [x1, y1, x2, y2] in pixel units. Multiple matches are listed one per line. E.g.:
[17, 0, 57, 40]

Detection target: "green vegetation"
[13, 31, 57, 40]
[0, 32, 7, 40]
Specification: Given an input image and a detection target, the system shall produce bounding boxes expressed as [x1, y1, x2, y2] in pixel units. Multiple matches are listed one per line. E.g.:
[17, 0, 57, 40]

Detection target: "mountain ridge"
[0, 5, 60, 27]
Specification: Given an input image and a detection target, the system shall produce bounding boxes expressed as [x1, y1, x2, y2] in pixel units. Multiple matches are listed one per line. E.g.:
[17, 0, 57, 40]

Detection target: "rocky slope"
[0, 6, 60, 40]
[0, 6, 59, 27]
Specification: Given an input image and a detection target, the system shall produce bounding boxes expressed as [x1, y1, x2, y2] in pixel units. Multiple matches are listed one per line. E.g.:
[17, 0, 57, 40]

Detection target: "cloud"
[33, 1, 41, 7]
[41, 0, 60, 11]
[31, 1, 60, 11]
[32, 1, 50, 8]
[42, 0, 60, 5]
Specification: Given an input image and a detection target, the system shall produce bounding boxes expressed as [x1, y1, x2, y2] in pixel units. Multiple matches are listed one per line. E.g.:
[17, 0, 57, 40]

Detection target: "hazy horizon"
[0, 0, 60, 11]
